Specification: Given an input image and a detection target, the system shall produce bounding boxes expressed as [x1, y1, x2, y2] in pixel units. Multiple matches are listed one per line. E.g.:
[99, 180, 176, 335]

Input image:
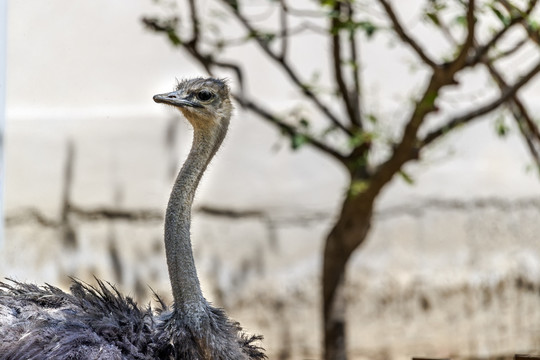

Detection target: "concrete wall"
[3, 1, 540, 359]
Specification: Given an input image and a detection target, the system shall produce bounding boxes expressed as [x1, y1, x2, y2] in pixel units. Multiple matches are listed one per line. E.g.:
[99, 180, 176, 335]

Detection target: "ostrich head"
[153, 77, 232, 129]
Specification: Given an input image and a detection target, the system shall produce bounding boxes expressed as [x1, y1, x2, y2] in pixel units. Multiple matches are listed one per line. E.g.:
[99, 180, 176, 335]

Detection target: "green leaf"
[301, 82, 314, 93]
[247, 30, 275, 45]
[261, 32, 276, 44]
[367, 113, 378, 124]
[225, 0, 239, 11]
[453, 15, 467, 27]
[426, 0, 447, 12]
[320, 0, 337, 7]
[490, 5, 510, 26]
[291, 134, 309, 150]
[357, 21, 378, 38]
[348, 179, 369, 197]
[167, 30, 182, 46]
[215, 39, 225, 51]
[425, 12, 441, 27]
[528, 19, 540, 32]
[346, 59, 359, 71]
[348, 131, 373, 148]
[420, 91, 438, 110]
[398, 170, 414, 185]
[495, 115, 510, 137]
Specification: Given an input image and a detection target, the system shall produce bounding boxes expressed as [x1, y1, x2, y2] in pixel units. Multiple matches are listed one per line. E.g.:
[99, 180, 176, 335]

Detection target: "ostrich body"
[0, 78, 266, 360]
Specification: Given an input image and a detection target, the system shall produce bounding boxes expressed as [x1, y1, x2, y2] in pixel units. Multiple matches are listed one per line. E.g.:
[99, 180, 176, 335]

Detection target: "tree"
[143, 0, 540, 358]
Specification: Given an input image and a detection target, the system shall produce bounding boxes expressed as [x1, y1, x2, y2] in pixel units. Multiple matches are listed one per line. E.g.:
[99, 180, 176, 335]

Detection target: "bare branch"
[481, 41, 540, 143]
[481, 46, 540, 175]
[197, 62, 346, 163]
[207, 21, 327, 49]
[467, 0, 538, 65]
[187, 1, 247, 90]
[500, 0, 540, 45]
[436, 16, 458, 46]
[347, 3, 362, 128]
[213, 60, 245, 92]
[371, 54, 540, 194]
[511, 97, 540, 143]
[453, 0, 476, 68]
[458, 0, 540, 173]
[233, 94, 348, 163]
[518, 118, 540, 175]
[378, 0, 437, 69]
[143, 5, 346, 162]
[489, 38, 527, 62]
[331, 1, 360, 129]
[219, 0, 353, 136]
[509, 99, 540, 174]
[468, 22, 516, 65]
[422, 60, 540, 147]
[279, 0, 289, 59]
[367, 70, 452, 195]
[188, 0, 200, 45]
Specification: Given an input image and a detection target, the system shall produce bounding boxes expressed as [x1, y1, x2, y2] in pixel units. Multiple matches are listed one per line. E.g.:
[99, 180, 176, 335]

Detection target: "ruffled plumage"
[0, 279, 265, 360]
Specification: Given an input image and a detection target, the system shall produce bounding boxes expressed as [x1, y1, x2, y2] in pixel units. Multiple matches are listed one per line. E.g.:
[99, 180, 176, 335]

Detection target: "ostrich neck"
[165, 116, 229, 312]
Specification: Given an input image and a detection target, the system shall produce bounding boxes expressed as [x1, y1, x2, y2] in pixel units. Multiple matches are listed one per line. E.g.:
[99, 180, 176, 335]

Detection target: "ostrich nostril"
[167, 94, 177, 98]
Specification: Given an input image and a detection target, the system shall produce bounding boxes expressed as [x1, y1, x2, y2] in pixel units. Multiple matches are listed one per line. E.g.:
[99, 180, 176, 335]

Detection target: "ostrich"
[0, 77, 266, 360]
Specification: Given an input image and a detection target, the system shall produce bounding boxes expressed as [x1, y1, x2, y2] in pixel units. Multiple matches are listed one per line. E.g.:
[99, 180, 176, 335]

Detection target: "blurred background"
[2, 0, 540, 359]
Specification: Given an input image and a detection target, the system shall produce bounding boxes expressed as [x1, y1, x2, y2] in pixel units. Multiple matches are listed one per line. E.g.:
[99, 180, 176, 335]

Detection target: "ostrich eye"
[196, 90, 213, 101]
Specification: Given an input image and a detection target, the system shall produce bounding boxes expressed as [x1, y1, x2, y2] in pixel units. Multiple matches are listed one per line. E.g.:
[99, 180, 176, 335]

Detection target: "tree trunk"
[323, 195, 373, 360]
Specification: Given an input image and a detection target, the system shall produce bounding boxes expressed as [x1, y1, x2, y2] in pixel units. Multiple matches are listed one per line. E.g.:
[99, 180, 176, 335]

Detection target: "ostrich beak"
[153, 91, 203, 108]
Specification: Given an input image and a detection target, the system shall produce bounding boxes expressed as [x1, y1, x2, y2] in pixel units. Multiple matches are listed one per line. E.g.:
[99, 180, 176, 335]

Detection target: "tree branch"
[422, 60, 540, 147]
[143, 8, 346, 163]
[482, 45, 540, 175]
[347, 3, 362, 128]
[509, 99, 540, 174]
[366, 70, 451, 197]
[331, 1, 360, 129]
[219, 0, 353, 136]
[187, 0, 200, 45]
[500, 0, 540, 45]
[371, 53, 540, 195]
[378, 0, 437, 69]
[435, 15, 458, 46]
[452, 0, 476, 68]
[489, 38, 527, 62]
[279, 0, 289, 59]
[467, 0, 538, 66]
[233, 94, 348, 163]
[206, 21, 328, 49]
